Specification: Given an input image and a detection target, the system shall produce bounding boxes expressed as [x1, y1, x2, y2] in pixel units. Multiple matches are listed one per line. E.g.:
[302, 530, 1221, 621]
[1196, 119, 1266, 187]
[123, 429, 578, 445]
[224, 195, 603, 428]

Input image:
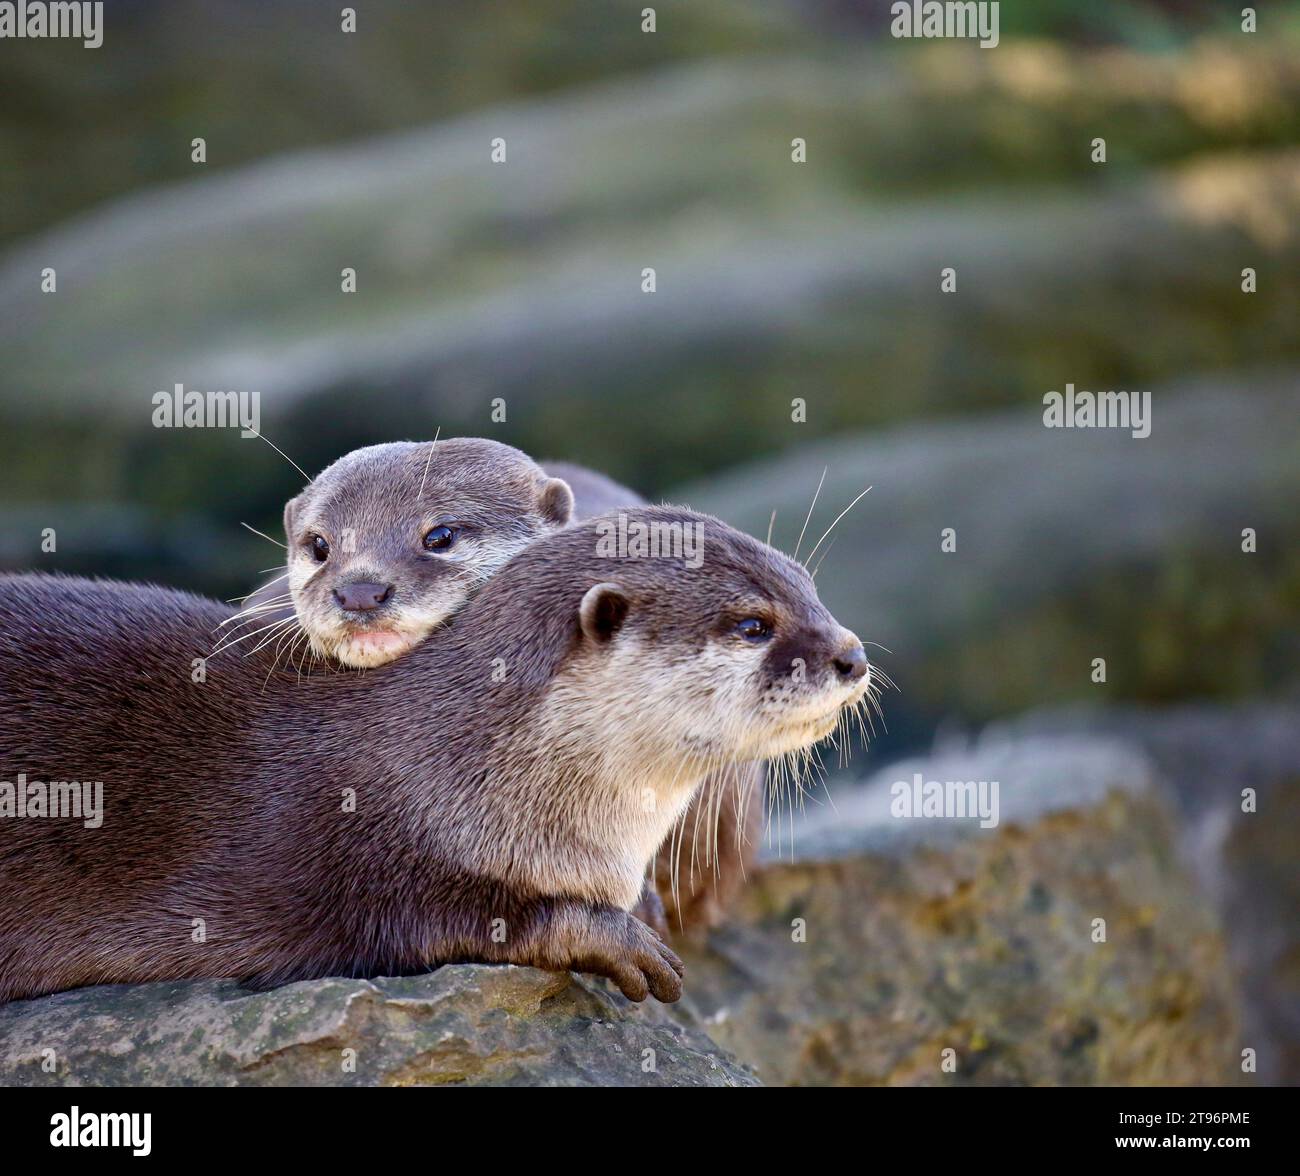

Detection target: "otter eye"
[422, 524, 458, 552]
[309, 534, 330, 562]
[735, 617, 772, 643]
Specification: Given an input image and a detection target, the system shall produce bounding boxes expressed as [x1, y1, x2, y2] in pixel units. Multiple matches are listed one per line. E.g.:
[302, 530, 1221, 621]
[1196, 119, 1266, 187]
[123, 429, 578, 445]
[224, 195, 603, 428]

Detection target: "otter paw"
[574, 910, 684, 1003]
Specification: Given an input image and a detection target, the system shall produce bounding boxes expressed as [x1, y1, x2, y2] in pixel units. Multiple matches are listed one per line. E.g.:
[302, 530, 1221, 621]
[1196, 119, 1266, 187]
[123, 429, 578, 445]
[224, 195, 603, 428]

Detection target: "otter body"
[0, 509, 869, 1004]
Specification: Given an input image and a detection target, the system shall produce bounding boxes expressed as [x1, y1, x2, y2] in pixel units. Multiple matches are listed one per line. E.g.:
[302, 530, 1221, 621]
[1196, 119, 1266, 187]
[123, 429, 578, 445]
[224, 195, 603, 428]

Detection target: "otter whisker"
[810, 537, 836, 582]
[853, 695, 873, 745]
[209, 615, 300, 658]
[767, 749, 788, 856]
[685, 748, 722, 889]
[416, 426, 442, 501]
[289, 630, 310, 684]
[873, 668, 898, 695]
[297, 632, 324, 680]
[215, 596, 293, 628]
[668, 779, 694, 929]
[804, 485, 872, 567]
[211, 605, 290, 636]
[239, 521, 286, 550]
[779, 752, 796, 860]
[220, 597, 293, 619]
[261, 620, 302, 691]
[226, 574, 290, 604]
[767, 749, 784, 852]
[244, 427, 311, 482]
[655, 750, 700, 923]
[733, 763, 762, 884]
[792, 466, 827, 564]
[211, 614, 300, 659]
[244, 617, 303, 659]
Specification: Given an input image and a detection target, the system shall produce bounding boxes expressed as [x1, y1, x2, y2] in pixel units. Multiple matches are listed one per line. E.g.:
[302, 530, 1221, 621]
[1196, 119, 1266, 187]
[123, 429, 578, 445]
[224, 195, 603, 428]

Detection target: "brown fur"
[0, 508, 868, 1004]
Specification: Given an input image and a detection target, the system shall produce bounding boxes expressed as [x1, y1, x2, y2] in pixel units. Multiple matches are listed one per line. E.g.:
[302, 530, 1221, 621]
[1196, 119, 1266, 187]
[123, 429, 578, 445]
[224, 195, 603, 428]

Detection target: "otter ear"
[537, 476, 574, 527]
[579, 582, 629, 644]
[283, 494, 301, 544]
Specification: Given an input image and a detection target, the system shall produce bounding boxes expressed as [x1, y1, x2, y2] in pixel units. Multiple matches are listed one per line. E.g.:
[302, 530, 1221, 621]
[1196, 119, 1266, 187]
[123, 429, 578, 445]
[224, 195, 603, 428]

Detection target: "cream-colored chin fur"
[294, 592, 458, 668]
[332, 629, 422, 668]
[747, 714, 840, 760]
[748, 672, 872, 759]
[305, 617, 440, 668]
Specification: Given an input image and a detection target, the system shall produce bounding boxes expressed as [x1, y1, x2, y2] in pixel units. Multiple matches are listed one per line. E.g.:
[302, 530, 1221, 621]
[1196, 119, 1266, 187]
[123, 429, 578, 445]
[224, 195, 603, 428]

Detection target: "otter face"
[566, 516, 871, 770]
[286, 439, 572, 668]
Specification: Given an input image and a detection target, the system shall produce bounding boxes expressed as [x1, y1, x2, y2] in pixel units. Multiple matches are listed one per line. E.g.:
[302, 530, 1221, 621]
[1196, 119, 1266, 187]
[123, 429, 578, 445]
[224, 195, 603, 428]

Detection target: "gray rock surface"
[678, 735, 1244, 1086]
[987, 702, 1300, 1085]
[0, 965, 755, 1087]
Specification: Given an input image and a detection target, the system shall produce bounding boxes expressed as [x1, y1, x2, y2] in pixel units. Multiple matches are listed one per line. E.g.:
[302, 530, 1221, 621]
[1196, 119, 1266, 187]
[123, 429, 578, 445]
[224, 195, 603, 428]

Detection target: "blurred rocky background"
[0, 0, 1296, 1084]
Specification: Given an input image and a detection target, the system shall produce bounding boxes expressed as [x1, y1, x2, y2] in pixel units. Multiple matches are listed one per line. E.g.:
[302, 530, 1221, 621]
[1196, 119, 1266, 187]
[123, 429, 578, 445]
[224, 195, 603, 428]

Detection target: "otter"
[0, 507, 870, 1005]
[238, 438, 573, 669]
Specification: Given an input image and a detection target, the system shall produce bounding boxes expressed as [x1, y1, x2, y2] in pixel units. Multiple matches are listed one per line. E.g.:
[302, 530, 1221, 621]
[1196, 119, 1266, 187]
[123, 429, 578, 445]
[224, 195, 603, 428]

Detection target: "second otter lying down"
[0, 508, 869, 1004]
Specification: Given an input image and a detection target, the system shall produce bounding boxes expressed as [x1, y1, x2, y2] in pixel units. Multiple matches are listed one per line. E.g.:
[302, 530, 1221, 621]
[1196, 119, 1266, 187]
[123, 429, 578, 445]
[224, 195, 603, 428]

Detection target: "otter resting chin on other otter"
[0, 507, 870, 1004]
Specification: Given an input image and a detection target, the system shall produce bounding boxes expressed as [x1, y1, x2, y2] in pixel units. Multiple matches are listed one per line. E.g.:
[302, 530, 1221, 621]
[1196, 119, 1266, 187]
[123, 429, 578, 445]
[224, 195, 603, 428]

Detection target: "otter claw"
[626, 917, 684, 1002]
[569, 909, 685, 1003]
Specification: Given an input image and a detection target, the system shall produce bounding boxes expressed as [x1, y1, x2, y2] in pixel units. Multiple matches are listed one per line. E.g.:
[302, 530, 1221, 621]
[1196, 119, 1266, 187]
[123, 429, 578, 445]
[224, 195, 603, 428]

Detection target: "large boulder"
[988, 701, 1300, 1085]
[676, 735, 1244, 1086]
[0, 965, 755, 1087]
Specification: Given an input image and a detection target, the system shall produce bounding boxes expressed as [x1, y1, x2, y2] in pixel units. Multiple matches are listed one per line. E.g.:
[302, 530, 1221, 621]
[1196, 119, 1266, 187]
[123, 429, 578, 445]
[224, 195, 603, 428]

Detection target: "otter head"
[285, 438, 573, 668]
[544, 507, 871, 779]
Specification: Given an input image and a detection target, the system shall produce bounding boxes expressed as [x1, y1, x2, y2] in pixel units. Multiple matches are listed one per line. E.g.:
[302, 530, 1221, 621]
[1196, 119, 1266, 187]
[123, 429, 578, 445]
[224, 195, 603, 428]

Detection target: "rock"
[0, 965, 756, 1087]
[10, 20, 1298, 252]
[986, 701, 1300, 1085]
[2, 50, 1298, 493]
[677, 735, 1244, 1086]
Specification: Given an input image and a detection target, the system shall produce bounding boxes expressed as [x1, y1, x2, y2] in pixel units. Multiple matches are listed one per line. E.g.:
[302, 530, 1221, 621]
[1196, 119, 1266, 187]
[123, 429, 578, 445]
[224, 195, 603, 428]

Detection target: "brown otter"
[0, 507, 870, 1005]
[238, 438, 573, 669]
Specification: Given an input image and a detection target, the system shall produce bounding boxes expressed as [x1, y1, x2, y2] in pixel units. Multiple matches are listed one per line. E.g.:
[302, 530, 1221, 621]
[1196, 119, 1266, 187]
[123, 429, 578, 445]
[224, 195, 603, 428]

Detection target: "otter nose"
[333, 581, 394, 612]
[832, 642, 869, 681]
